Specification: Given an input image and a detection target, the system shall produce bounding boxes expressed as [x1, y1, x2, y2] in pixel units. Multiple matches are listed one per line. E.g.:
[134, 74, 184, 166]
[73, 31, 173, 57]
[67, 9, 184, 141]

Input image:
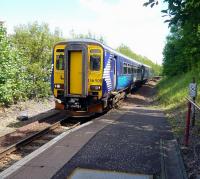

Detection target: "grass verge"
[156, 70, 200, 177]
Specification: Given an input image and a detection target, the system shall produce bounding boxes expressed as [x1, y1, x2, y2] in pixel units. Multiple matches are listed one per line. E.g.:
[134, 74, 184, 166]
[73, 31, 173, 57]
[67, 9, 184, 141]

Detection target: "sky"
[0, 0, 169, 64]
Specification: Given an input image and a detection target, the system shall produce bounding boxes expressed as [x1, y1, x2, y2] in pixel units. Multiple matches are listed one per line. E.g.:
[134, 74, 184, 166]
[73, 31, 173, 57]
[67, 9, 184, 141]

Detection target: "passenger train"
[51, 39, 152, 114]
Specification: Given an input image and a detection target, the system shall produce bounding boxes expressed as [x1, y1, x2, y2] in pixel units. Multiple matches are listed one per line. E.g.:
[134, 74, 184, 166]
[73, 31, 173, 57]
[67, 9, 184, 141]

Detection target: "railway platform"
[0, 82, 187, 179]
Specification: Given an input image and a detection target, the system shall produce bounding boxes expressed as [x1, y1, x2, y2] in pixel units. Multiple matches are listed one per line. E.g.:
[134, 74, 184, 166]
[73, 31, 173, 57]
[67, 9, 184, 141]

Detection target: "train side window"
[123, 63, 127, 74]
[128, 64, 131, 74]
[90, 55, 100, 71]
[131, 66, 134, 74]
[56, 54, 64, 70]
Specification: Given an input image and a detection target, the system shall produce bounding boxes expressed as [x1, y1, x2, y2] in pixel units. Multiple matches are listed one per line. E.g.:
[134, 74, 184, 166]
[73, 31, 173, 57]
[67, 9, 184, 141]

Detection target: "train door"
[69, 51, 82, 94]
[64, 44, 88, 97]
[110, 57, 117, 90]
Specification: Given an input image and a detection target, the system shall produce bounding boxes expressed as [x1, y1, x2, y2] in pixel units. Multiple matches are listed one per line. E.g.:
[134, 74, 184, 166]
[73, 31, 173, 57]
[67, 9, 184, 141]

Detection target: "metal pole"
[192, 96, 196, 126]
[185, 101, 192, 146]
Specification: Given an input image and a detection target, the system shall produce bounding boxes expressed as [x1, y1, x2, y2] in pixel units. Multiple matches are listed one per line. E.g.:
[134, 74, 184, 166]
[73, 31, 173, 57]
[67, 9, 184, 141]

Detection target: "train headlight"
[54, 84, 64, 89]
[90, 85, 101, 91]
[57, 84, 61, 88]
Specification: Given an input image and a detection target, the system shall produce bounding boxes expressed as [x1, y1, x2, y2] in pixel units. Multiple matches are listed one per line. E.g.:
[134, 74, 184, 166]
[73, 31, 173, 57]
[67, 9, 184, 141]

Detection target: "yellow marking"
[88, 45, 103, 99]
[53, 45, 65, 97]
[53, 43, 103, 99]
[54, 89, 58, 97]
[70, 51, 82, 95]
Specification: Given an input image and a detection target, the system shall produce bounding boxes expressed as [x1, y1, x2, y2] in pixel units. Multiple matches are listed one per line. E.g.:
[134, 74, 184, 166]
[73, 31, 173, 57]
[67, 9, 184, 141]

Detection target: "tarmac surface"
[53, 102, 173, 178]
[52, 81, 174, 178]
[2, 81, 180, 179]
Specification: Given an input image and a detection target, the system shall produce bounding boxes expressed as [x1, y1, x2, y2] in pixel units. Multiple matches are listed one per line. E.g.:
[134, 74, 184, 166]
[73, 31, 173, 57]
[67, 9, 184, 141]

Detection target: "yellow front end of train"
[53, 41, 104, 114]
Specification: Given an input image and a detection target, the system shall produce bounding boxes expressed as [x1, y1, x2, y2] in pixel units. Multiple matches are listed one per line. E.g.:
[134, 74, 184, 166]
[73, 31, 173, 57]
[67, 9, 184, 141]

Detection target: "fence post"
[185, 101, 192, 146]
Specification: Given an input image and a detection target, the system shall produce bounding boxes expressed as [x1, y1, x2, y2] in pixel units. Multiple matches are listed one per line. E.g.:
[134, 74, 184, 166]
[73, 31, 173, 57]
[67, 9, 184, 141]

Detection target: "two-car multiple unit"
[51, 39, 151, 114]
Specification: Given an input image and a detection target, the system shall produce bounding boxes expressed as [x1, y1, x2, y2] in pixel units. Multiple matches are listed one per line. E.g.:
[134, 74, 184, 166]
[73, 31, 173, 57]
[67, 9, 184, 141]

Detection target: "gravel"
[0, 97, 55, 137]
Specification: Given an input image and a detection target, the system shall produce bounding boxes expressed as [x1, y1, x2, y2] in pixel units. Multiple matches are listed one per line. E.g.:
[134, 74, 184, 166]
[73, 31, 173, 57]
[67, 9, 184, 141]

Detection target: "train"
[51, 39, 152, 115]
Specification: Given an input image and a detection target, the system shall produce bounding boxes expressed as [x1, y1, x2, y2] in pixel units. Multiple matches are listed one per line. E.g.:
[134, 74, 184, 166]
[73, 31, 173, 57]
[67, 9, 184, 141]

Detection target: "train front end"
[52, 40, 104, 114]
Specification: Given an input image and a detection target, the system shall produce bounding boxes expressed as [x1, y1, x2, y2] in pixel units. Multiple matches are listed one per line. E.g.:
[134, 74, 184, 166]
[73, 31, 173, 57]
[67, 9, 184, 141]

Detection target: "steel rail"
[0, 115, 74, 160]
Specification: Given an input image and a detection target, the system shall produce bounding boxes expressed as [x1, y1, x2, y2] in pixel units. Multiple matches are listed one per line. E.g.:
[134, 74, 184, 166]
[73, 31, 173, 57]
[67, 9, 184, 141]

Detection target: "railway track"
[0, 90, 130, 172]
[0, 115, 83, 172]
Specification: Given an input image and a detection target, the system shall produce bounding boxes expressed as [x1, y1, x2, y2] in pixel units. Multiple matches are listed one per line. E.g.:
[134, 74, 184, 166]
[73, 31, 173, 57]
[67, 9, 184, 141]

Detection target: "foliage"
[0, 22, 64, 105]
[156, 68, 200, 136]
[158, 64, 200, 106]
[10, 22, 64, 99]
[144, 0, 200, 77]
[69, 29, 106, 44]
[116, 44, 162, 75]
[0, 24, 25, 105]
[144, 0, 200, 27]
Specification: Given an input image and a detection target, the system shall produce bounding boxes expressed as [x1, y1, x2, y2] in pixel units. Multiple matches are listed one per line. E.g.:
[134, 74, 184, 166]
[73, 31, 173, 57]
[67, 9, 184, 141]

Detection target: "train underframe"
[55, 79, 147, 116]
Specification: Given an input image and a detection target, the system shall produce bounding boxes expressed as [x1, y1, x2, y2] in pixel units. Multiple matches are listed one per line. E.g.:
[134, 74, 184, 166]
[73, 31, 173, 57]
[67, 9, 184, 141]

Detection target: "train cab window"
[56, 54, 64, 70]
[123, 63, 127, 74]
[90, 55, 100, 71]
[56, 49, 64, 52]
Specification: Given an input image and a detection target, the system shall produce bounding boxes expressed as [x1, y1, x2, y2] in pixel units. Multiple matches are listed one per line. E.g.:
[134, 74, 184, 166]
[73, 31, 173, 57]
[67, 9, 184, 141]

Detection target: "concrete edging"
[160, 139, 188, 179]
[0, 121, 93, 178]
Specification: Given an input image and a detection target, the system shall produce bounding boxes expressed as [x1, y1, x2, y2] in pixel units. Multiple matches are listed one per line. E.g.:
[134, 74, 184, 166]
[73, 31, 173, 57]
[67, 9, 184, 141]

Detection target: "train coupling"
[65, 98, 81, 109]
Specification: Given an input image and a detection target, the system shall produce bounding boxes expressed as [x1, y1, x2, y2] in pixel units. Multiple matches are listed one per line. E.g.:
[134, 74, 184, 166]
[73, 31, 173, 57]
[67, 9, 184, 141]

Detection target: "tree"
[10, 22, 64, 98]
[0, 24, 25, 105]
[69, 29, 106, 44]
[144, 0, 200, 76]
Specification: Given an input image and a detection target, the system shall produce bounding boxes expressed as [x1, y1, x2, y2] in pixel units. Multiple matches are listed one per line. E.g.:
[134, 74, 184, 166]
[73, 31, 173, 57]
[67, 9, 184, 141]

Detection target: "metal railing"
[185, 97, 200, 146]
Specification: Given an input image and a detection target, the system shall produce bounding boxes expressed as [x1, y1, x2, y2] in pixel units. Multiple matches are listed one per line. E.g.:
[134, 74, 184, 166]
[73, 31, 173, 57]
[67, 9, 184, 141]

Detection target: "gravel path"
[0, 98, 55, 137]
[0, 112, 66, 152]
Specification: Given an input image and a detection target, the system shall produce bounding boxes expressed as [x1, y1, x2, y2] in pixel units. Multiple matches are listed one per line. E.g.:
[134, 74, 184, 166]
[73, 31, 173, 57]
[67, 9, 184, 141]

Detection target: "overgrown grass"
[156, 69, 200, 137]
[157, 69, 200, 110]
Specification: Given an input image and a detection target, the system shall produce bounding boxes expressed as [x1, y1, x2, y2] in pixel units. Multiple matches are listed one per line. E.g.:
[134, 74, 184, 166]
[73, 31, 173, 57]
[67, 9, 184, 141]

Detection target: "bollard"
[185, 101, 192, 146]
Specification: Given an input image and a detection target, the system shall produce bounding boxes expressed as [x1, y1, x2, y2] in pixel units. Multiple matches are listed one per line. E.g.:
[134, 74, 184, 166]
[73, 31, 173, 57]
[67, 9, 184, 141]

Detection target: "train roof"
[55, 39, 151, 69]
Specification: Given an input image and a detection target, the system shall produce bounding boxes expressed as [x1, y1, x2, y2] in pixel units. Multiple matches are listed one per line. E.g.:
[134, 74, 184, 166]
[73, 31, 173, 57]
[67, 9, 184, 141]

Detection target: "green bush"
[0, 25, 24, 105]
[0, 22, 64, 106]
